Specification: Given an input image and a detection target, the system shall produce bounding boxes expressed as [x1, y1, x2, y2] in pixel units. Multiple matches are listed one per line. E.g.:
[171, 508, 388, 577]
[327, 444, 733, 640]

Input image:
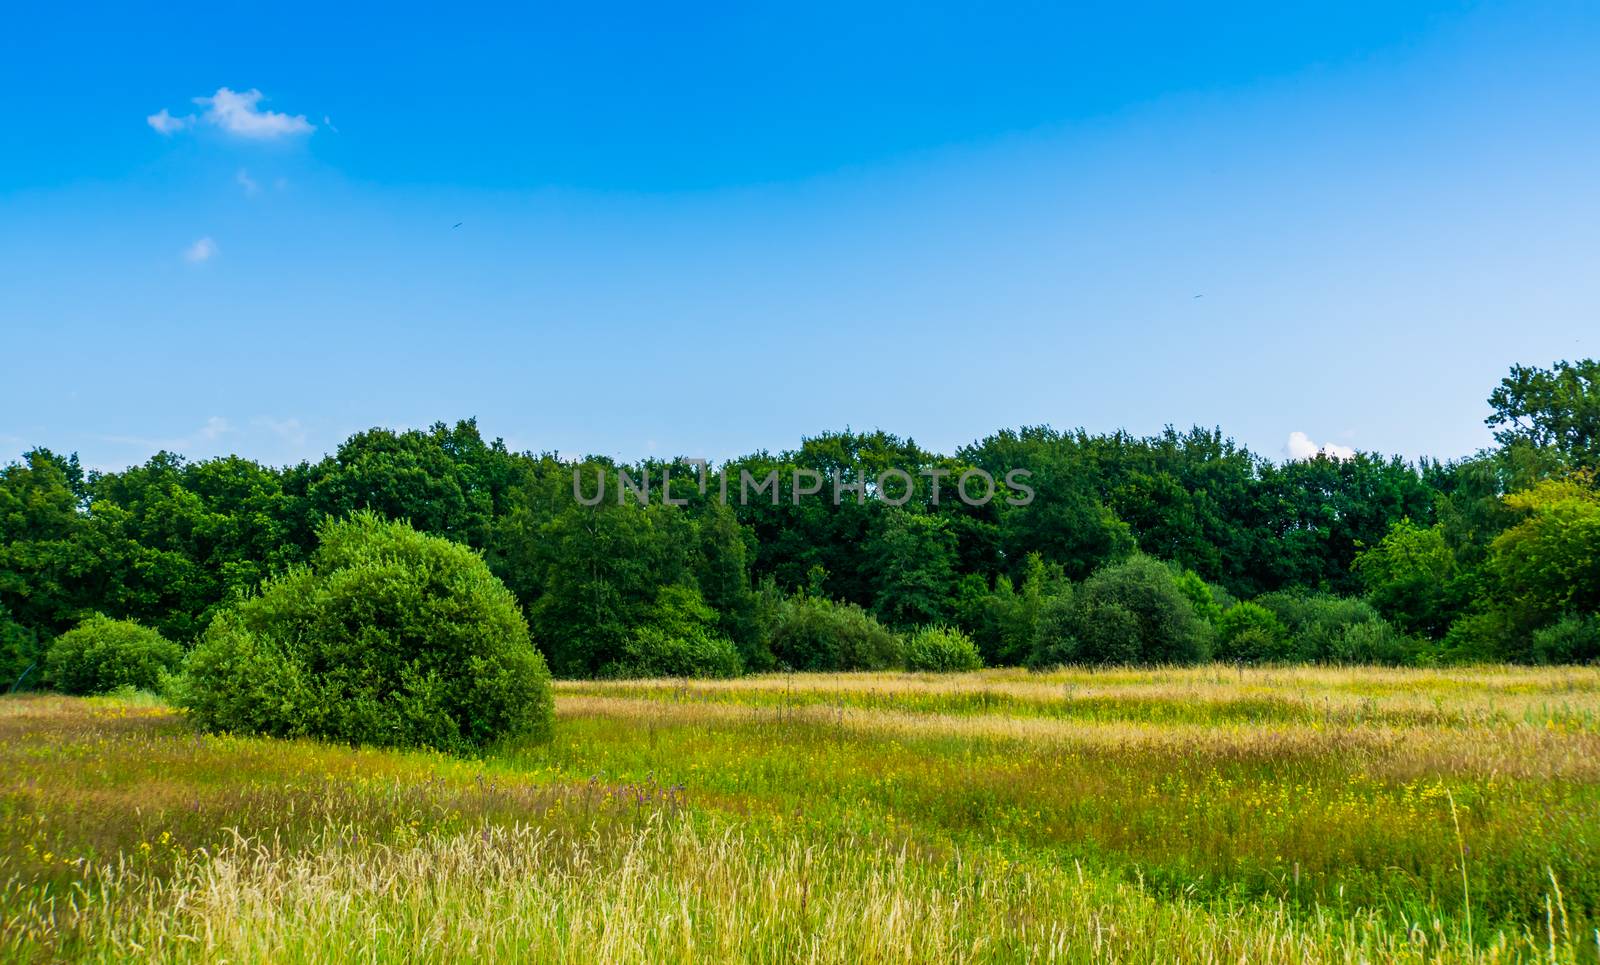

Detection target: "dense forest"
[4, 359, 1598, 686]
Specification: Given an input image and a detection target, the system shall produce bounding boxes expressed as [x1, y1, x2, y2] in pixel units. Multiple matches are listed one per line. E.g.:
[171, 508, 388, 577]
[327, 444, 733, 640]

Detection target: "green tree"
[0, 449, 95, 644]
[868, 508, 958, 628]
[1487, 359, 1600, 468]
[1482, 475, 1600, 646]
[1352, 518, 1471, 638]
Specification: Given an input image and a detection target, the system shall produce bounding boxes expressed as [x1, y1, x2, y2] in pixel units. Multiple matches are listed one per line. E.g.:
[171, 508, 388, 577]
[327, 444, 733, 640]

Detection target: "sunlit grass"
[3, 667, 1599, 962]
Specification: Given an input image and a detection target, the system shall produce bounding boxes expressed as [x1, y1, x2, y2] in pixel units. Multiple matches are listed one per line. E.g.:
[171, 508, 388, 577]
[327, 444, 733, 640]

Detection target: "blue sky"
[3, 1, 1598, 471]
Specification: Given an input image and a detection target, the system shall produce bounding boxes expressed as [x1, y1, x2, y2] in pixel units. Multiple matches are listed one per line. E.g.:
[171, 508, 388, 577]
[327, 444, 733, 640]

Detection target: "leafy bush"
[601, 586, 744, 679]
[179, 513, 553, 753]
[1256, 591, 1414, 665]
[904, 625, 983, 672]
[1336, 620, 1421, 664]
[1439, 607, 1516, 664]
[1215, 602, 1290, 663]
[44, 614, 182, 695]
[1029, 556, 1210, 667]
[768, 594, 903, 671]
[1530, 614, 1600, 665]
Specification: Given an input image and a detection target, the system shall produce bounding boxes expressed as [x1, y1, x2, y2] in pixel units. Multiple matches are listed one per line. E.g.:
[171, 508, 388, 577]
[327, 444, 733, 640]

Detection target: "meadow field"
[3, 666, 1599, 963]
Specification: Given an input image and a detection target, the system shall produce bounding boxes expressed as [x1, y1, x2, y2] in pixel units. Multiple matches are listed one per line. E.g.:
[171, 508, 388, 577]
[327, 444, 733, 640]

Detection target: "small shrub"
[904, 625, 983, 672]
[769, 594, 903, 671]
[1531, 614, 1600, 665]
[44, 615, 182, 695]
[179, 513, 553, 754]
[1215, 602, 1290, 664]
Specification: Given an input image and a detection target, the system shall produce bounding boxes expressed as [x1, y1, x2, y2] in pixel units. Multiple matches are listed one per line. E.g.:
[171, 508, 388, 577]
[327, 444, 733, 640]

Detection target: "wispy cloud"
[100, 417, 233, 455]
[252, 416, 308, 448]
[235, 168, 260, 196]
[146, 108, 194, 134]
[147, 87, 314, 140]
[1285, 431, 1355, 461]
[183, 237, 218, 263]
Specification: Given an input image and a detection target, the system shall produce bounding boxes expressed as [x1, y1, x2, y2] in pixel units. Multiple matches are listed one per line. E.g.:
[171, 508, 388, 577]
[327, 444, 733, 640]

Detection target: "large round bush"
[45, 614, 182, 695]
[179, 513, 553, 753]
[904, 625, 983, 672]
[1028, 556, 1211, 667]
[769, 595, 903, 671]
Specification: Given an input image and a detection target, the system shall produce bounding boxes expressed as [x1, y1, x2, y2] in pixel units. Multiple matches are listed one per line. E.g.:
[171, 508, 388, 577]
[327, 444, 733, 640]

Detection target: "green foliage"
[1028, 588, 1078, 668]
[1, 604, 43, 691]
[1173, 569, 1223, 626]
[5, 358, 1599, 674]
[953, 554, 1064, 666]
[43, 614, 182, 695]
[1530, 614, 1600, 665]
[526, 497, 695, 677]
[1028, 556, 1210, 667]
[602, 586, 744, 679]
[1487, 359, 1600, 468]
[1256, 591, 1415, 664]
[903, 625, 983, 672]
[768, 594, 903, 672]
[1487, 476, 1600, 630]
[179, 513, 552, 753]
[868, 509, 958, 628]
[1214, 602, 1290, 664]
[1352, 519, 1469, 638]
[0, 449, 93, 641]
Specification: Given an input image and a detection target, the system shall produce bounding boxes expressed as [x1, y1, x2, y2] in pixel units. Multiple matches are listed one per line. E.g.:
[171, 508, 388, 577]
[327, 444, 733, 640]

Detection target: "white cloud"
[236, 168, 260, 196]
[146, 108, 194, 134]
[1285, 431, 1356, 461]
[195, 87, 313, 138]
[148, 88, 314, 139]
[183, 236, 218, 263]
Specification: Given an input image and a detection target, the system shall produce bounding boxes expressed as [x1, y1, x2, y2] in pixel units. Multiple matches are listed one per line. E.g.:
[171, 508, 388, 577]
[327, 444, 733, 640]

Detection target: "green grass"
[3, 667, 1599, 962]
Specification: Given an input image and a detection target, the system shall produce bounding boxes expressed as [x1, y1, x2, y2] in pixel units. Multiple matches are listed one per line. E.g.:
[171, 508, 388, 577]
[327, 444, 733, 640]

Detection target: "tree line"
[4, 358, 1597, 686]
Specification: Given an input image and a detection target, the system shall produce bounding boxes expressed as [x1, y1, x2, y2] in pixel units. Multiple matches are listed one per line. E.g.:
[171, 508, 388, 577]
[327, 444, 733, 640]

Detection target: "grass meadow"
[3, 667, 1599, 962]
